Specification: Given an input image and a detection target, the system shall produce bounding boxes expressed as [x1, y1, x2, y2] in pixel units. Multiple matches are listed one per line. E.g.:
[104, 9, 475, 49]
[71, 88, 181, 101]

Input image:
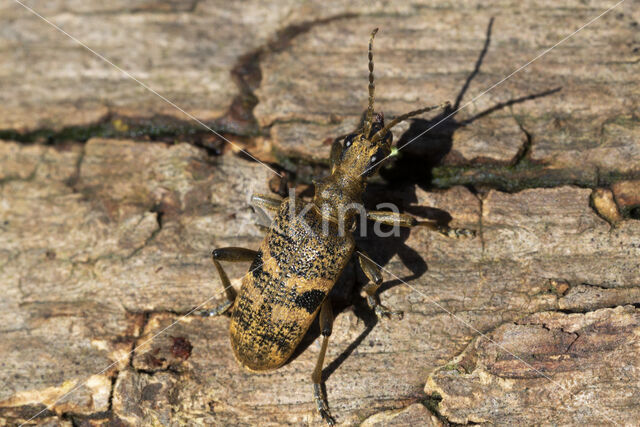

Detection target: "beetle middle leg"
[357, 250, 403, 320]
[201, 247, 258, 317]
[367, 210, 476, 238]
[312, 298, 336, 426]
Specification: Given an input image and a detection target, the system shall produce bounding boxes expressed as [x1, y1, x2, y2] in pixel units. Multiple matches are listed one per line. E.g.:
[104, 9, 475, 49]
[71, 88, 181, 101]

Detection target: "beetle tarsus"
[366, 295, 403, 320]
[435, 225, 476, 239]
[358, 251, 404, 320]
[314, 383, 336, 426]
[374, 303, 404, 320]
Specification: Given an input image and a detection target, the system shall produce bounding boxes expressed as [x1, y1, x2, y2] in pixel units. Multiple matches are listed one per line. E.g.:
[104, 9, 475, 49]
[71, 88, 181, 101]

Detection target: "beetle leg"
[366, 210, 476, 239]
[357, 250, 403, 320]
[312, 298, 336, 426]
[250, 193, 282, 213]
[253, 222, 270, 233]
[252, 208, 272, 233]
[251, 193, 282, 230]
[200, 247, 258, 317]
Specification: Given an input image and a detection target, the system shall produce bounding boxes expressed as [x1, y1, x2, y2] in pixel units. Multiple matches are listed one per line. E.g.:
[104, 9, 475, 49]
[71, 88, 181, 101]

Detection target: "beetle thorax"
[312, 171, 365, 225]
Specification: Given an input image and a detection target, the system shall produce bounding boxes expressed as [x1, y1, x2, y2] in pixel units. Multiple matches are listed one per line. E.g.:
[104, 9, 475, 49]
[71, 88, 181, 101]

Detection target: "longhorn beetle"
[204, 28, 475, 425]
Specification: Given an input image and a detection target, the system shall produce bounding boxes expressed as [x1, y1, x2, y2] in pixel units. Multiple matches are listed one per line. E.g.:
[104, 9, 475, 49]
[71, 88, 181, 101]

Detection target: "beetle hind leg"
[357, 250, 403, 320]
[200, 247, 258, 317]
[312, 298, 336, 426]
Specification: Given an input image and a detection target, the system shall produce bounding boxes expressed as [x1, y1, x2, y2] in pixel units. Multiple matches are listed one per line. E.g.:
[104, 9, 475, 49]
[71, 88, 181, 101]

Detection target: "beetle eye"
[370, 146, 386, 165]
[364, 147, 388, 177]
[343, 133, 356, 148]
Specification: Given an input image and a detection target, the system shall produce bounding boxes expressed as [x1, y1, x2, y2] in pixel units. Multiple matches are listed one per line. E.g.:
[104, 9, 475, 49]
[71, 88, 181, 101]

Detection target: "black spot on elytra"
[294, 289, 326, 314]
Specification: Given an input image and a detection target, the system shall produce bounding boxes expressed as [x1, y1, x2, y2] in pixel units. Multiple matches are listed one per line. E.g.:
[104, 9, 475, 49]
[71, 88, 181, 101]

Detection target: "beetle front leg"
[366, 210, 476, 239]
[312, 298, 336, 426]
[201, 247, 258, 317]
[251, 193, 283, 231]
[357, 250, 403, 320]
[250, 193, 282, 213]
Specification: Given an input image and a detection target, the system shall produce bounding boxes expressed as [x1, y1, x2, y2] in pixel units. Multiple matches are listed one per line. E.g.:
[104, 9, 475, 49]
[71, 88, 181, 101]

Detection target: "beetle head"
[331, 28, 449, 180]
[335, 112, 392, 179]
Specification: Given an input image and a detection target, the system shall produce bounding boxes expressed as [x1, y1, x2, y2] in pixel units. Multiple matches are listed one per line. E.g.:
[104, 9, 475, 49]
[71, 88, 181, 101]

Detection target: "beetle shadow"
[303, 17, 562, 381]
[380, 17, 560, 189]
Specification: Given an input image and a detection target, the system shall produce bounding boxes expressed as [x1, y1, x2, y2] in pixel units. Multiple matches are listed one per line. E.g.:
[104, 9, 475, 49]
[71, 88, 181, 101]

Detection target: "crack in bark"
[122, 209, 164, 261]
[477, 193, 486, 257]
[66, 0, 201, 17]
[128, 311, 152, 370]
[421, 392, 476, 426]
[224, 12, 358, 134]
[64, 143, 86, 191]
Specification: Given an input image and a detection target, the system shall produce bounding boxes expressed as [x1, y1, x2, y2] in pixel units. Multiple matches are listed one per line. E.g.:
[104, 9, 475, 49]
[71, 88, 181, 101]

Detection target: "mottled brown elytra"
[204, 28, 475, 425]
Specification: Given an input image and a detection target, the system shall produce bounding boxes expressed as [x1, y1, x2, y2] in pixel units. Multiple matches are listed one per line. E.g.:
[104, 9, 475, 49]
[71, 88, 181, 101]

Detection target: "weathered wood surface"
[1, 0, 639, 426]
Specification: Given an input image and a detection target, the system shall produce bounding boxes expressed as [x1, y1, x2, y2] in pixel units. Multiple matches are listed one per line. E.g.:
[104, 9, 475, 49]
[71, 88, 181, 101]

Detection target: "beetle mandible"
[204, 28, 475, 425]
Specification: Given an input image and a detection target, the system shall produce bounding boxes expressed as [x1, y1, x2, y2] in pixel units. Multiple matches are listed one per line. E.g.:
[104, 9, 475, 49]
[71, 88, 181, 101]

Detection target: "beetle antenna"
[363, 28, 378, 138]
[371, 101, 451, 144]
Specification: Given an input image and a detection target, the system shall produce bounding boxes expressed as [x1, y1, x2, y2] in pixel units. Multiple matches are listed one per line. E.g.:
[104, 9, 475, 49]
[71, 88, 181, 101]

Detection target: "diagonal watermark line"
[363, 0, 627, 176]
[11, 0, 282, 178]
[20, 259, 265, 425]
[355, 250, 618, 424]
